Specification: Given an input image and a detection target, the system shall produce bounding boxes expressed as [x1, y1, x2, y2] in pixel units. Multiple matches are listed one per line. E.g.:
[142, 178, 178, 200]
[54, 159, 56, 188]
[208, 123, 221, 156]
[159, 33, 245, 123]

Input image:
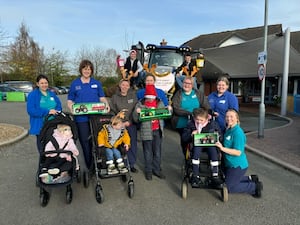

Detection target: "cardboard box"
[72, 102, 107, 115]
[194, 133, 219, 147]
[139, 108, 172, 122]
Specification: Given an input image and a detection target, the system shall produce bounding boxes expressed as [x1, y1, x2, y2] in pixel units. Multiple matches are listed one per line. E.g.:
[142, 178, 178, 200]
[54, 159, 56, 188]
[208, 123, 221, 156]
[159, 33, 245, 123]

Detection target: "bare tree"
[74, 46, 118, 77]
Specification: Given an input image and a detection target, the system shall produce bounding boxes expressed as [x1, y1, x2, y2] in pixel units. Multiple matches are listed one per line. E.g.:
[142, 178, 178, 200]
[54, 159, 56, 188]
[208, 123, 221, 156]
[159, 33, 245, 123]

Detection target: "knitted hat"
[144, 84, 157, 99]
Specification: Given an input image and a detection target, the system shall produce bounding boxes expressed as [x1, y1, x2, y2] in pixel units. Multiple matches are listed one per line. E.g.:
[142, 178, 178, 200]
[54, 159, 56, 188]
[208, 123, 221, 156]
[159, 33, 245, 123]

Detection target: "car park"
[3, 81, 33, 99]
[0, 85, 19, 101]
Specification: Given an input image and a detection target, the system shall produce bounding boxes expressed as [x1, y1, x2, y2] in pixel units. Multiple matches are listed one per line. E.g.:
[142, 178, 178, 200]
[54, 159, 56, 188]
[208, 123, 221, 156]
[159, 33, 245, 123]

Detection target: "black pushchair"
[82, 114, 134, 203]
[37, 112, 81, 207]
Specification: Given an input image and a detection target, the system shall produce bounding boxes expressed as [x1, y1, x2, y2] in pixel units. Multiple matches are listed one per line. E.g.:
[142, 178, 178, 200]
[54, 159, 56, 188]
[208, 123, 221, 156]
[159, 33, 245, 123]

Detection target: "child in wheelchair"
[181, 108, 223, 188]
[97, 113, 131, 175]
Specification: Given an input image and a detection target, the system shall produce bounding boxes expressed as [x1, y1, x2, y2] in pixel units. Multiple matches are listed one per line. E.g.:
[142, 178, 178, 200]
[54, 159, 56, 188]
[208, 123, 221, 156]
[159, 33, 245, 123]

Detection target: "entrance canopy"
[203, 34, 300, 78]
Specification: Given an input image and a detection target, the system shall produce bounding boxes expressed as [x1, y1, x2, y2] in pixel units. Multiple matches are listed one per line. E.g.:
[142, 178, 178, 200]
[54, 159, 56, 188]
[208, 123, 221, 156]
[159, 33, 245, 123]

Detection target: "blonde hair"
[110, 110, 127, 126]
[57, 124, 71, 133]
[227, 109, 240, 124]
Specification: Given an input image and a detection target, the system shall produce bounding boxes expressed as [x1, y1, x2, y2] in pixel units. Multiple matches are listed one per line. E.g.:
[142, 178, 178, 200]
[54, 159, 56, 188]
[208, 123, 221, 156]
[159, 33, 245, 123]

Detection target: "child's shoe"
[191, 175, 201, 188]
[117, 162, 128, 173]
[107, 164, 118, 175]
[48, 168, 60, 175]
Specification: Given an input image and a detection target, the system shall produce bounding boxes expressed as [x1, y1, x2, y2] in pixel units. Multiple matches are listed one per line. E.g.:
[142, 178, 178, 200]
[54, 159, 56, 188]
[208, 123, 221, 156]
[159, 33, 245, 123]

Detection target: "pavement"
[1, 102, 299, 175]
[240, 104, 300, 175]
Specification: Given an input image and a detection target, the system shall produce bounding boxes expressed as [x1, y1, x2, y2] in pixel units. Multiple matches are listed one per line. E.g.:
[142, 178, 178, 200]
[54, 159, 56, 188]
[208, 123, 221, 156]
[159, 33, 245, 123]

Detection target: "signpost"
[258, 64, 265, 81]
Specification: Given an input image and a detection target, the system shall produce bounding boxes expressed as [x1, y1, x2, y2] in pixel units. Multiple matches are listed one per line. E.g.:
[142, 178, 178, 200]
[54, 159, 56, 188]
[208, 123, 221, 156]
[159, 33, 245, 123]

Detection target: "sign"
[257, 51, 267, 64]
[258, 64, 265, 81]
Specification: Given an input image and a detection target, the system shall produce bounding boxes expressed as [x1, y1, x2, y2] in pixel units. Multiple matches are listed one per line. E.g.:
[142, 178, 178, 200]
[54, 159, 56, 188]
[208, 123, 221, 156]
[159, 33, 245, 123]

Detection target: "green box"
[72, 102, 107, 115]
[194, 133, 219, 147]
[139, 108, 172, 122]
[6, 92, 26, 102]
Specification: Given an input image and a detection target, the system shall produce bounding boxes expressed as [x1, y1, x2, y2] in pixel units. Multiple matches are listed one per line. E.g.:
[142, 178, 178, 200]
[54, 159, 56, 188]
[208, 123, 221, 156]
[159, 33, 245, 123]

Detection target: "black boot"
[191, 175, 201, 188]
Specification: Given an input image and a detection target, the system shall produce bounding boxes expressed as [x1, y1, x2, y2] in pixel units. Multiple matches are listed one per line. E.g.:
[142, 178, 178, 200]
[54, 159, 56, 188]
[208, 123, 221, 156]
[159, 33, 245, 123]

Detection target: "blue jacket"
[27, 88, 62, 135]
[208, 91, 239, 132]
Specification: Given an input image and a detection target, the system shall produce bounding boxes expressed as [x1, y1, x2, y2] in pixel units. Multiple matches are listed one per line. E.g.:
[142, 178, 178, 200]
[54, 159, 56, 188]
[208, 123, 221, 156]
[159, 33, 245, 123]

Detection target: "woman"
[27, 74, 62, 153]
[110, 79, 139, 173]
[67, 59, 110, 169]
[208, 76, 239, 133]
[215, 109, 263, 198]
[172, 76, 210, 157]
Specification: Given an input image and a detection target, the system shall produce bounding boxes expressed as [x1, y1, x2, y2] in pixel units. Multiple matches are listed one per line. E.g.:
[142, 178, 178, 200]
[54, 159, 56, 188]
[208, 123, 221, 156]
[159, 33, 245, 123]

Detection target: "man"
[124, 49, 144, 90]
[175, 53, 197, 89]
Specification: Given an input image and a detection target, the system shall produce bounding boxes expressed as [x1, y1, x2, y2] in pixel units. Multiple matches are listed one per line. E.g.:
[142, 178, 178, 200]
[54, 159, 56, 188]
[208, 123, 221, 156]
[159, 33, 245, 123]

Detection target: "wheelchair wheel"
[181, 178, 188, 200]
[95, 184, 104, 204]
[66, 185, 73, 204]
[40, 188, 50, 207]
[221, 185, 228, 202]
[128, 180, 134, 198]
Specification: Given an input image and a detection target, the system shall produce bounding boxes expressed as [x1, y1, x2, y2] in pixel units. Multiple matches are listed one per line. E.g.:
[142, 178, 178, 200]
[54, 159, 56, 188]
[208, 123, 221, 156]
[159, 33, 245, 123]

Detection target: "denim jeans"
[142, 130, 162, 173]
[105, 148, 121, 161]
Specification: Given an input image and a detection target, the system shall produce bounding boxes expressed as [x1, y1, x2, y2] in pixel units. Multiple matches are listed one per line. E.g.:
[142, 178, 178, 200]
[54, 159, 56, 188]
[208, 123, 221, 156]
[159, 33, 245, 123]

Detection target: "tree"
[74, 46, 118, 77]
[0, 22, 10, 83]
[42, 48, 70, 86]
[5, 22, 44, 82]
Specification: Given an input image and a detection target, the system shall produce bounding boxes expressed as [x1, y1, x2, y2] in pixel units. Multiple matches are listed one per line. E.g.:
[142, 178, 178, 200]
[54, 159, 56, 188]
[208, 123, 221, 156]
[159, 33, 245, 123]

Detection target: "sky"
[0, 0, 299, 58]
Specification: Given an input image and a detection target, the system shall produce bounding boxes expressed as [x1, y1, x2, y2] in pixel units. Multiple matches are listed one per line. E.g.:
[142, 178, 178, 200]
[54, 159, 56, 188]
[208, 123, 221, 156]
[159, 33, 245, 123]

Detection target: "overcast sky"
[0, 0, 299, 57]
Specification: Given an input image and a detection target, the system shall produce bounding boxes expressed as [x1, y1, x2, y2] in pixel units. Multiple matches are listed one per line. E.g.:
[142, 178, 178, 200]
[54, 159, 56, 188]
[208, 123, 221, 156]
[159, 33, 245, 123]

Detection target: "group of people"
[26, 58, 263, 198]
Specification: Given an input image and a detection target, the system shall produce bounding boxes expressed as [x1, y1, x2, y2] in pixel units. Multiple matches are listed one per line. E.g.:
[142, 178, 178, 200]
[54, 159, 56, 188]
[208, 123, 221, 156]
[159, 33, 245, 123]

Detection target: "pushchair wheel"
[95, 184, 104, 204]
[83, 170, 89, 188]
[128, 180, 134, 198]
[40, 189, 50, 207]
[66, 185, 73, 204]
[181, 178, 188, 200]
[221, 185, 228, 202]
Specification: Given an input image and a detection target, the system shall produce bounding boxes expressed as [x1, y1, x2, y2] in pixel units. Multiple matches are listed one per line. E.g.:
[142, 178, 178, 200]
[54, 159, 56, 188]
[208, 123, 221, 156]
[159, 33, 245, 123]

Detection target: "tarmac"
[1, 102, 299, 175]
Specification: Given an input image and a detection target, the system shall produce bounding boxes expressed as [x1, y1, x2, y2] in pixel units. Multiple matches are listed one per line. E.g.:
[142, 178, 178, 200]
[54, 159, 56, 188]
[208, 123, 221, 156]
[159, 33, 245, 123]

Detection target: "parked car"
[57, 86, 69, 94]
[48, 86, 63, 95]
[0, 85, 22, 101]
[3, 81, 33, 99]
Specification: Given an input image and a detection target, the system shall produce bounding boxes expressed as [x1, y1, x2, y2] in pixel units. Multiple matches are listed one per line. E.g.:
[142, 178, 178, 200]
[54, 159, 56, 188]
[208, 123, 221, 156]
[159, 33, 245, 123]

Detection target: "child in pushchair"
[181, 108, 228, 201]
[37, 112, 80, 206]
[84, 111, 134, 203]
[97, 113, 130, 175]
[39, 123, 80, 183]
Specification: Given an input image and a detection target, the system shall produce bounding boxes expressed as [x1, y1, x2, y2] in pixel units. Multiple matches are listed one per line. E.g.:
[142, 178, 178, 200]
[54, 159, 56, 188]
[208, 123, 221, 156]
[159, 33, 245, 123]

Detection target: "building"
[182, 24, 300, 112]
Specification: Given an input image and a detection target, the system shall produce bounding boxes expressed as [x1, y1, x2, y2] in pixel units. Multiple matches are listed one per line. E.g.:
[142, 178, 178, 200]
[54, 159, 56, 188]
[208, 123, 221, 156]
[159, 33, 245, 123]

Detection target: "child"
[40, 124, 79, 183]
[133, 84, 167, 181]
[97, 112, 130, 175]
[181, 108, 222, 188]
